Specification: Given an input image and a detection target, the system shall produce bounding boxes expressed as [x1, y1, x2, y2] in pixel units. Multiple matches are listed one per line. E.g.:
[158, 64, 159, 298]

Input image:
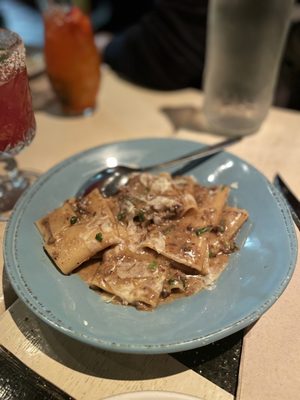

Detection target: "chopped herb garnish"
[95, 232, 103, 242]
[195, 226, 211, 236]
[117, 211, 126, 221]
[223, 240, 238, 253]
[217, 225, 225, 233]
[134, 210, 145, 222]
[162, 224, 175, 235]
[148, 261, 158, 271]
[0, 54, 8, 62]
[70, 216, 78, 225]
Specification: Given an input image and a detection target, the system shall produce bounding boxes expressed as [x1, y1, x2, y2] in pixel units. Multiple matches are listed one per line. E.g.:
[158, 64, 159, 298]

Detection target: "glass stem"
[0, 153, 19, 179]
[0, 153, 29, 214]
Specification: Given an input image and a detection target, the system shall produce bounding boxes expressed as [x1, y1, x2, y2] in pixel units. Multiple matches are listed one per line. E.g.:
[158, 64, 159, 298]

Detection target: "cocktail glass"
[43, 2, 101, 116]
[0, 29, 36, 215]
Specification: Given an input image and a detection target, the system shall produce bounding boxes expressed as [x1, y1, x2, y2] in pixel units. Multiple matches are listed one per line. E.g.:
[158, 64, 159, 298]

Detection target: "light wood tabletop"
[0, 66, 299, 399]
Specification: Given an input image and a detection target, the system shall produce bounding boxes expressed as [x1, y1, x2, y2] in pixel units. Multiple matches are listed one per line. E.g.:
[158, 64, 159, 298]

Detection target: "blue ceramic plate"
[4, 138, 297, 354]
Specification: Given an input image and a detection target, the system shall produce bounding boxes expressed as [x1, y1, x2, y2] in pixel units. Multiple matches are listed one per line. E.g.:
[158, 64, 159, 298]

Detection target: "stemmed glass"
[0, 29, 36, 216]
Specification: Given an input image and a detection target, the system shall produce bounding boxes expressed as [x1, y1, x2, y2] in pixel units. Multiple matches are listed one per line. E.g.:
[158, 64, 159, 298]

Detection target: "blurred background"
[1, 0, 300, 111]
[0, 0, 154, 48]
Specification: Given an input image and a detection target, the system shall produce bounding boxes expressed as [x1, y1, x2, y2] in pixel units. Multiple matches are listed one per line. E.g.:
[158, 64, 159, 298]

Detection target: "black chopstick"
[274, 174, 300, 231]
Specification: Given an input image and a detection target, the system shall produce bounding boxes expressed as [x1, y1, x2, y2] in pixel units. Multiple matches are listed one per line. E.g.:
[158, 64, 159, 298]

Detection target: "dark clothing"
[103, 0, 208, 90]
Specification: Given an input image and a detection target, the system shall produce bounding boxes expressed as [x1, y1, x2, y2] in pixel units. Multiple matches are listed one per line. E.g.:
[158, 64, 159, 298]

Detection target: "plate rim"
[103, 390, 203, 400]
[3, 137, 298, 353]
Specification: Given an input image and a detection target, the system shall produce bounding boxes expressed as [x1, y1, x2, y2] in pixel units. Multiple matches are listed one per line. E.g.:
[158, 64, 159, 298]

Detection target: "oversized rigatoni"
[36, 190, 121, 274]
[36, 172, 249, 310]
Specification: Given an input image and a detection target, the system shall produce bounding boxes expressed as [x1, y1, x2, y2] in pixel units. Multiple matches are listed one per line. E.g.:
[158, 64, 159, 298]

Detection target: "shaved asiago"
[141, 223, 210, 275]
[90, 246, 168, 309]
[37, 172, 249, 310]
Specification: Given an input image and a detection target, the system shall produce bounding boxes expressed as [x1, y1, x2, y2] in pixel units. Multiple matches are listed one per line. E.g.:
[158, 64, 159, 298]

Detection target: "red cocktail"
[44, 5, 100, 115]
[0, 68, 36, 154]
[0, 29, 36, 213]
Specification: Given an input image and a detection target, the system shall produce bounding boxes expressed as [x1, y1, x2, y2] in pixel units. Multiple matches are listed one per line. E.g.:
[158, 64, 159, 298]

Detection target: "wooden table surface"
[0, 66, 299, 399]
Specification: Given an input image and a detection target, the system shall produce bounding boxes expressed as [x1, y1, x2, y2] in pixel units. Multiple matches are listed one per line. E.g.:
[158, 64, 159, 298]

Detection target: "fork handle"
[142, 136, 241, 172]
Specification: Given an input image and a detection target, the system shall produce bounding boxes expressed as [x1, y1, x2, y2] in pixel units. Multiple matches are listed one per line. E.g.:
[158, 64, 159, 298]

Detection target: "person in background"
[100, 0, 208, 90]
[99, 0, 300, 111]
[3, 0, 300, 109]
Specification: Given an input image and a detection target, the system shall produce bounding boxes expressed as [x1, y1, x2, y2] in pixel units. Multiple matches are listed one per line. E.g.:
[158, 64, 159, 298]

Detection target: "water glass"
[203, 0, 293, 136]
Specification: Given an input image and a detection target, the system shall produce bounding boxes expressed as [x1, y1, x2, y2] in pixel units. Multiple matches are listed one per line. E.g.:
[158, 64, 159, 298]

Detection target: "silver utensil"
[274, 174, 300, 231]
[77, 136, 241, 198]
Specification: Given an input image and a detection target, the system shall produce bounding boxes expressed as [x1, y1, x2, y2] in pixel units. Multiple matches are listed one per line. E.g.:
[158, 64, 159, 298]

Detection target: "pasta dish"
[36, 172, 248, 310]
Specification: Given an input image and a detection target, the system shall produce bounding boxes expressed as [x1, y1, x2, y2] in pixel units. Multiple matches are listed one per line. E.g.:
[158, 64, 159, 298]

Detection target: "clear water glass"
[203, 0, 293, 136]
